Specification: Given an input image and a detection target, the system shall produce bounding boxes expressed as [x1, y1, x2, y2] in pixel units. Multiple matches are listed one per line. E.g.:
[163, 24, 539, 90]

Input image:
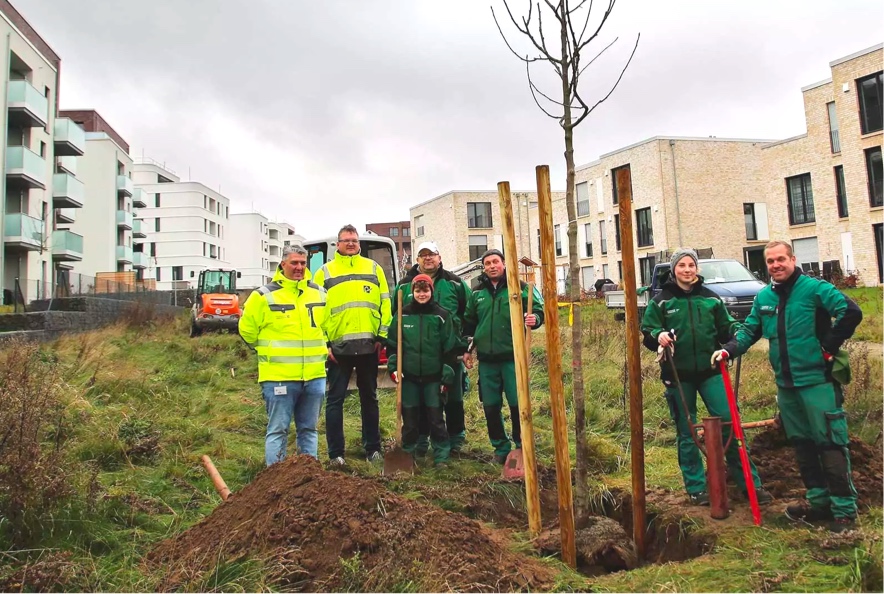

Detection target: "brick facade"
[365, 220, 412, 267]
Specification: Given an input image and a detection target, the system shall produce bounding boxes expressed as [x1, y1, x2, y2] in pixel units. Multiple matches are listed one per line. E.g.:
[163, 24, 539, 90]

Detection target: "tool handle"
[396, 289, 403, 443]
[719, 359, 762, 526]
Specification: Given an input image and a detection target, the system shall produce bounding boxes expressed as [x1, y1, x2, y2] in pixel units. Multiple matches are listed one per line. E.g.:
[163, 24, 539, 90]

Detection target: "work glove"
[524, 313, 538, 328]
[390, 371, 399, 383]
[710, 349, 729, 367]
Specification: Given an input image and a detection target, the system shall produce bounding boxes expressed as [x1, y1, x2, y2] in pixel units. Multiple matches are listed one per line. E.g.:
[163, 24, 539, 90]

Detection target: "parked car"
[605, 258, 765, 321]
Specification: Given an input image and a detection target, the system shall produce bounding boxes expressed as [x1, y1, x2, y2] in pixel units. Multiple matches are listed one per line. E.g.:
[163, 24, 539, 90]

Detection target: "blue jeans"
[262, 379, 325, 465]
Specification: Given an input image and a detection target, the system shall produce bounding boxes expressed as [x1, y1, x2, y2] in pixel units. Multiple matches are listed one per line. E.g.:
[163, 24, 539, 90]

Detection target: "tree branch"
[491, 5, 548, 64]
[577, 0, 614, 52]
[570, 32, 639, 129]
[527, 61, 565, 122]
[576, 35, 618, 79]
[528, 63, 571, 108]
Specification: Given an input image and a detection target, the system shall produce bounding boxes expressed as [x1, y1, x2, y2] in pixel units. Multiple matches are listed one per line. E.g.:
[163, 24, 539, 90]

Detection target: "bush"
[0, 340, 73, 545]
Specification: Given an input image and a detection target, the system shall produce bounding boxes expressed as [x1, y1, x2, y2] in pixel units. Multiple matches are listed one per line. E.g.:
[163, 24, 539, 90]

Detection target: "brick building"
[365, 219, 412, 270]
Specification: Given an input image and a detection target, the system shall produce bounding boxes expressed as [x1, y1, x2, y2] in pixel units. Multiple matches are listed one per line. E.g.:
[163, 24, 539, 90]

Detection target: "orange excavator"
[189, 268, 243, 337]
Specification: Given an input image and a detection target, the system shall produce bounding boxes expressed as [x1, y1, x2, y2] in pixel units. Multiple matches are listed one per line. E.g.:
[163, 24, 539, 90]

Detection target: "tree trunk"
[559, 6, 587, 510]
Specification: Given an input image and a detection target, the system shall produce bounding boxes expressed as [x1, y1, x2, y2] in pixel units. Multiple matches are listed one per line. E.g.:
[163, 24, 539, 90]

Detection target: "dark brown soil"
[148, 455, 556, 592]
[750, 426, 883, 508]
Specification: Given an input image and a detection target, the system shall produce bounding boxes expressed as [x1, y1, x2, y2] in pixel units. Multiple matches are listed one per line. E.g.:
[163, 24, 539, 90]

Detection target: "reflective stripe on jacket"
[312, 250, 392, 357]
[238, 267, 328, 382]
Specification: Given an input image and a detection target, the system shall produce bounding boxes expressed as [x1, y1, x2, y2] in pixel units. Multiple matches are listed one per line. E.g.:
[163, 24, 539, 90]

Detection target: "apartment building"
[365, 219, 412, 269]
[56, 109, 136, 280]
[758, 44, 883, 284]
[131, 160, 231, 290]
[228, 214, 303, 289]
[410, 190, 564, 268]
[0, 0, 70, 302]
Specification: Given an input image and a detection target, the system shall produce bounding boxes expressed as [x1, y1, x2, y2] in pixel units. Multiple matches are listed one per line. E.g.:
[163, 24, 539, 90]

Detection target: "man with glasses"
[393, 241, 471, 456]
[239, 245, 328, 465]
[313, 224, 392, 465]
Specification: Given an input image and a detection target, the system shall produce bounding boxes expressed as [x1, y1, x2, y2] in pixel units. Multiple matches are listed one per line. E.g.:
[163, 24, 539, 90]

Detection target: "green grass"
[0, 303, 881, 592]
[845, 287, 883, 342]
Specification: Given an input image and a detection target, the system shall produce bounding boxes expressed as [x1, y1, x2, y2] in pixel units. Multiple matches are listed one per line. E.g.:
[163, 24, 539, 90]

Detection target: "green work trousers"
[664, 374, 762, 495]
[478, 359, 521, 457]
[416, 362, 466, 454]
[777, 382, 857, 519]
[401, 378, 450, 463]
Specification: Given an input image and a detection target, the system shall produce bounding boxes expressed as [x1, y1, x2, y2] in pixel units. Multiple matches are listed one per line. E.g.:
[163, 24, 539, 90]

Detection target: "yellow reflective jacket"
[238, 267, 328, 382]
[312, 250, 391, 357]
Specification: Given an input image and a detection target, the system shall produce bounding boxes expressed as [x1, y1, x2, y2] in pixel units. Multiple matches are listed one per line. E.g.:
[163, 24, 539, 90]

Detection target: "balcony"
[116, 209, 133, 229]
[117, 174, 134, 197]
[132, 218, 146, 238]
[57, 156, 77, 176]
[56, 208, 76, 224]
[53, 117, 86, 156]
[7, 80, 48, 128]
[51, 230, 83, 262]
[116, 245, 133, 264]
[6, 146, 46, 189]
[132, 187, 147, 208]
[4, 212, 42, 251]
[52, 172, 85, 208]
[132, 251, 148, 269]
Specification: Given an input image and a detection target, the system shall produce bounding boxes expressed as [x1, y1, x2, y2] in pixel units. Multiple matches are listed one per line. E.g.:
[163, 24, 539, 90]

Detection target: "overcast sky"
[16, 0, 883, 237]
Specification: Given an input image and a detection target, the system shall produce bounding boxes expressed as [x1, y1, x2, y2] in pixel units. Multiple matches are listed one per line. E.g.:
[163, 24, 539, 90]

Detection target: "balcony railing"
[132, 187, 147, 208]
[116, 175, 134, 197]
[53, 117, 86, 156]
[132, 251, 148, 269]
[51, 230, 84, 261]
[132, 218, 146, 238]
[116, 210, 134, 229]
[52, 172, 85, 208]
[830, 129, 841, 154]
[7, 80, 48, 128]
[6, 146, 46, 189]
[116, 245, 134, 263]
[4, 212, 43, 250]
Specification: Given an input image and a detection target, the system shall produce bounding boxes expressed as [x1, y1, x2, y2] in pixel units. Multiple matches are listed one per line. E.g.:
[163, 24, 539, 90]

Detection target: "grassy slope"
[0, 297, 881, 592]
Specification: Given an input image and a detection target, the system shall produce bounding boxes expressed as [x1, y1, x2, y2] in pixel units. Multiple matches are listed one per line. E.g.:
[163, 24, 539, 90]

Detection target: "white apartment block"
[229, 213, 303, 289]
[0, 2, 73, 303]
[56, 110, 135, 281]
[132, 161, 231, 290]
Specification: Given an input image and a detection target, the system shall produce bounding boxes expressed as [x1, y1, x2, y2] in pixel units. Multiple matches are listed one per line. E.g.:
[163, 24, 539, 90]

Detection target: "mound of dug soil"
[750, 427, 883, 507]
[148, 456, 556, 592]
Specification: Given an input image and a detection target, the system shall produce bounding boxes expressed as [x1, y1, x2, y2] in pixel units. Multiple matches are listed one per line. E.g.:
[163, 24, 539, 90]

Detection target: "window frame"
[639, 255, 657, 286]
[554, 224, 562, 257]
[466, 202, 493, 229]
[576, 181, 590, 217]
[743, 203, 757, 240]
[468, 234, 488, 261]
[599, 220, 608, 255]
[857, 71, 883, 135]
[786, 173, 816, 226]
[834, 165, 849, 218]
[826, 101, 841, 153]
[583, 222, 592, 257]
[611, 164, 631, 205]
[414, 215, 424, 237]
[614, 214, 621, 251]
[635, 207, 653, 248]
[865, 146, 883, 208]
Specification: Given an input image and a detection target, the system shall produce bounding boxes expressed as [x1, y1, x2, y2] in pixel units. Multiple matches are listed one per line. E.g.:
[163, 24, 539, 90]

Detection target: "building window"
[467, 202, 493, 228]
[576, 182, 590, 217]
[793, 236, 820, 275]
[617, 261, 623, 281]
[834, 166, 849, 218]
[743, 203, 757, 240]
[554, 224, 562, 256]
[866, 147, 883, 207]
[149, 242, 156, 257]
[786, 173, 815, 225]
[156, 267, 161, 282]
[584, 223, 592, 257]
[612, 164, 631, 205]
[636, 207, 653, 247]
[389, 227, 399, 237]
[614, 214, 621, 251]
[468, 235, 487, 260]
[826, 102, 841, 153]
[536, 228, 541, 256]
[155, 193, 161, 208]
[581, 266, 595, 290]
[599, 220, 607, 255]
[602, 263, 609, 280]
[874, 223, 883, 283]
[639, 255, 656, 286]
[155, 218, 161, 232]
[172, 266, 183, 281]
[403, 227, 409, 237]
[857, 71, 883, 135]
[414, 215, 424, 237]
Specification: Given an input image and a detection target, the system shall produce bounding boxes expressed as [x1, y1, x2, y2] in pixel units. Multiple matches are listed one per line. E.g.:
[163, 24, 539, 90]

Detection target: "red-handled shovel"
[719, 356, 762, 526]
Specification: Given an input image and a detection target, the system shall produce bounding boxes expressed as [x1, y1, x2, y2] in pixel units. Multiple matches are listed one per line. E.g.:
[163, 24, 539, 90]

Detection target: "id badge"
[274, 385, 287, 396]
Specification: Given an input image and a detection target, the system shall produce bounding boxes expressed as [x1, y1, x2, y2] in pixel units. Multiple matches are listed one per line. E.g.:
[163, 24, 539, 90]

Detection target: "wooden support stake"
[497, 181, 542, 536]
[536, 165, 577, 568]
[525, 283, 534, 350]
[201, 455, 231, 501]
[616, 166, 646, 559]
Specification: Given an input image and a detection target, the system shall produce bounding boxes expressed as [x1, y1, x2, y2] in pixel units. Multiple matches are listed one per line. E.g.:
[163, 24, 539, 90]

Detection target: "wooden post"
[616, 166, 646, 559]
[536, 166, 577, 568]
[525, 283, 534, 349]
[201, 455, 231, 501]
[497, 181, 542, 536]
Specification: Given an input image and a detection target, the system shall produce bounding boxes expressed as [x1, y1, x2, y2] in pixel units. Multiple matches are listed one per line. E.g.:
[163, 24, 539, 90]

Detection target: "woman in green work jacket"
[640, 248, 772, 506]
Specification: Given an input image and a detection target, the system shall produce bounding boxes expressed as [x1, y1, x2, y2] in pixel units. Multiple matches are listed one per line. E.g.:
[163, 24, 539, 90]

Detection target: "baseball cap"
[416, 241, 440, 255]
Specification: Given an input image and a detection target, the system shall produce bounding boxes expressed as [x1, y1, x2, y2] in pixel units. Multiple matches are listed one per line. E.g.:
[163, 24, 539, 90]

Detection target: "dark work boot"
[785, 501, 834, 523]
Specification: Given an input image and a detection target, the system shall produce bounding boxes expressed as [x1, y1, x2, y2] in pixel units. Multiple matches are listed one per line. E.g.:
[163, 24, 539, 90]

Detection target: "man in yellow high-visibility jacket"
[239, 245, 328, 465]
[313, 224, 392, 465]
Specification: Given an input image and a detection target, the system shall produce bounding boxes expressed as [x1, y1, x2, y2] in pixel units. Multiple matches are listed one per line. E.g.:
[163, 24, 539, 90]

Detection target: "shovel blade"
[383, 447, 415, 476]
[501, 448, 525, 480]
